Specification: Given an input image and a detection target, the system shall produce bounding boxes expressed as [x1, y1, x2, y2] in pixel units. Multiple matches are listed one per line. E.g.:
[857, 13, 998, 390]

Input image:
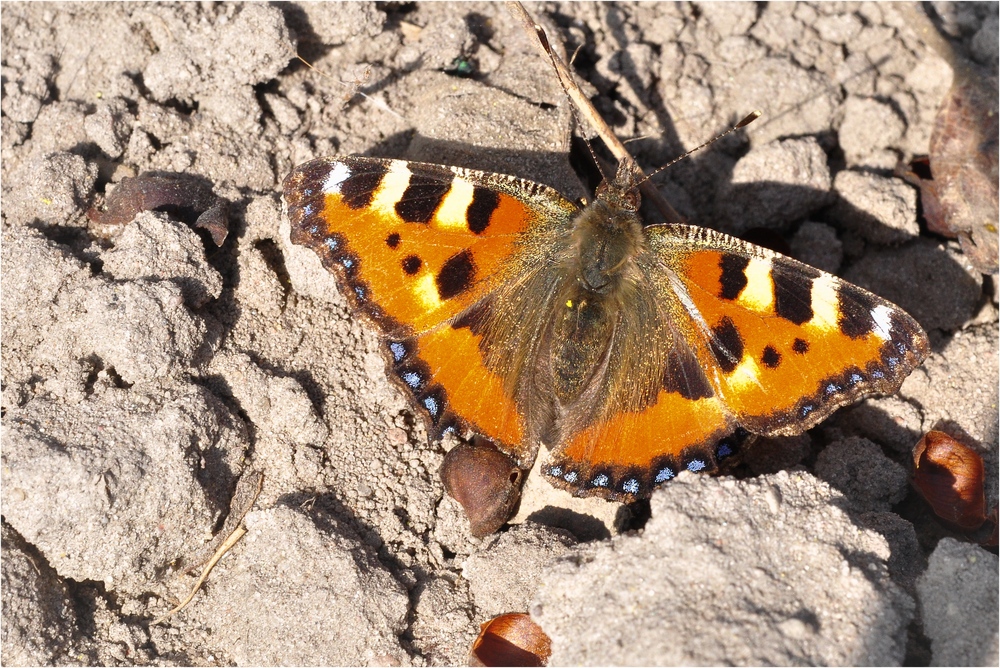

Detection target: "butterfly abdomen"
[551, 295, 612, 403]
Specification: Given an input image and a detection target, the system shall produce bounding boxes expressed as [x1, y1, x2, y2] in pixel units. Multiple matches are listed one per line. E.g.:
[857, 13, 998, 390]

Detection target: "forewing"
[283, 156, 578, 454]
[649, 224, 930, 435]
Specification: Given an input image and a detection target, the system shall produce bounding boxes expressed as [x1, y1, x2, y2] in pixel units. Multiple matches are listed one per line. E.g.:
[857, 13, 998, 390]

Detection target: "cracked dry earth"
[2, 2, 998, 666]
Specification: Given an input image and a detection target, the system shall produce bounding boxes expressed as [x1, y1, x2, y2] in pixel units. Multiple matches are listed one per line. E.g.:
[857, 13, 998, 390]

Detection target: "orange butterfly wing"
[660, 226, 929, 432]
[544, 387, 745, 498]
[542, 224, 929, 500]
[283, 156, 577, 460]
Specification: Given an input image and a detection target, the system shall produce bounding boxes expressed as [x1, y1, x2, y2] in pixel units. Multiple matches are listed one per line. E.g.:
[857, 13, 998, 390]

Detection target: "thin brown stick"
[181, 470, 265, 575]
[505, 1, 684, 223]
[152, 526, 247, 626]
[152, 471, 264, 625]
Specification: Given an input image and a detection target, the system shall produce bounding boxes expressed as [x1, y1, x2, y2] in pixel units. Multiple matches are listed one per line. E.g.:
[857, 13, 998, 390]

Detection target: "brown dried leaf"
[923, 67, 999, 274]
[898, 4, 998, 274]
[88, 173, 230, 246]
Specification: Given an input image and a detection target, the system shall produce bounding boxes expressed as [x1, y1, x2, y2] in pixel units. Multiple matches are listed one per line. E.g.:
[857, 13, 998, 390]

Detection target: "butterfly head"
[571, 157, 648, 295]
[594, 158, 642, 213]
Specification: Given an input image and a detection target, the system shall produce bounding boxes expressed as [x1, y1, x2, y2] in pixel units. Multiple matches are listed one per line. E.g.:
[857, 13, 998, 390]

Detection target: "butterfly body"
[283, 154, 929, 505]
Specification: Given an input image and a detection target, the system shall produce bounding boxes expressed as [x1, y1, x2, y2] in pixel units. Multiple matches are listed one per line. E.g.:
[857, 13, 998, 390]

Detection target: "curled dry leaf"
[919, 68, 999, 275]
[897, 3, 998, 274]
[912, 431, 987, 530]
[441, 440, 525, 538]
[88, 173, 230, 246]
[469, 613, 551, 667]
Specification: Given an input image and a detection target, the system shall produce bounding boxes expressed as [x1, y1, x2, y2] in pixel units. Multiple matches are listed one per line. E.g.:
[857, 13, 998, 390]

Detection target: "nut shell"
[469, 613, 551, 667]
[441, 440, 525, 537]
[912, 431, 987, 530]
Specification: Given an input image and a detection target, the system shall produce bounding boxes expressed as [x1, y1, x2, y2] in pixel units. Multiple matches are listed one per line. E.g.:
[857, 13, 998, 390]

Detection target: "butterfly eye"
[594, 181, 640, 213]
[624, 190, 640, 211]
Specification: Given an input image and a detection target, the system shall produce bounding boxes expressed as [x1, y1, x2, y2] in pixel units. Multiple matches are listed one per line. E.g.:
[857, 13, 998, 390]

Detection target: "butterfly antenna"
[507, 1, 684, 222]
[635, 111, 761, 188]
[530, 25, 609, 182]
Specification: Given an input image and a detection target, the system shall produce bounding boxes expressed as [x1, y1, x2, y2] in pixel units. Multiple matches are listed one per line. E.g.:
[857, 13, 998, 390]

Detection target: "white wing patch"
[738, 257, 774, 312]
[323, 162, 352, 195]
[413, 273, 444, 311]
[727, 355, 764, 392]
[435, 177, 475, 231]
[871, 304, 895, 341]
[808, 273, 841, 332]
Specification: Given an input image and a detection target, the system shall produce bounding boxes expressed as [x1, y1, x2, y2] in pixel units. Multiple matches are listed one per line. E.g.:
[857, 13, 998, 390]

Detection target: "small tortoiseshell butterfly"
[283, 148, 930, 511]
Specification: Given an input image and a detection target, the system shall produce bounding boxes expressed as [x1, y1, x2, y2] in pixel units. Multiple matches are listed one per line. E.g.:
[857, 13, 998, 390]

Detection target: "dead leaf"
[898, 4, 998, 274]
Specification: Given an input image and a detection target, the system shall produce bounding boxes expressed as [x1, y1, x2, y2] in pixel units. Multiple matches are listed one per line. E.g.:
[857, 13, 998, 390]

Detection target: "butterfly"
[282, 149, 930, 528]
